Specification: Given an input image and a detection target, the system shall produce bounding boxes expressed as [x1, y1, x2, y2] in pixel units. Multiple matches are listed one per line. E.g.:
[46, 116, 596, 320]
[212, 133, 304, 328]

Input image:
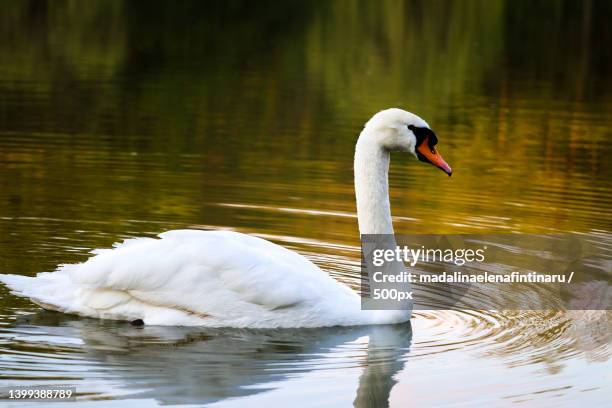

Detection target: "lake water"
[0, 1, 611, 406]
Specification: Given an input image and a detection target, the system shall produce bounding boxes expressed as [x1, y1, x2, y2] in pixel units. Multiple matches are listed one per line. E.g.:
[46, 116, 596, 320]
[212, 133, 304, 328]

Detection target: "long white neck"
[354, 128, 412, 324]
[354, 130, 394, 235]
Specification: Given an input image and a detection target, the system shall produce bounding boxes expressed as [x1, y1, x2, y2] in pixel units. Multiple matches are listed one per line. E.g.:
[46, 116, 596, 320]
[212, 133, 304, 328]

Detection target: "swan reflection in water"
[10, 311, 413, 407]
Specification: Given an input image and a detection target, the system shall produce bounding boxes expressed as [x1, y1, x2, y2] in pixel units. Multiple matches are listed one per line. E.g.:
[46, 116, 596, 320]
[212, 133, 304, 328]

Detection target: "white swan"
[0, 109, 451, 328]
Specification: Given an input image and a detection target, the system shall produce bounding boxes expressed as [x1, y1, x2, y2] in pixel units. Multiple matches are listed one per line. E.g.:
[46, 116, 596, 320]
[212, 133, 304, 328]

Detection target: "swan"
[0, 108, 451, 328]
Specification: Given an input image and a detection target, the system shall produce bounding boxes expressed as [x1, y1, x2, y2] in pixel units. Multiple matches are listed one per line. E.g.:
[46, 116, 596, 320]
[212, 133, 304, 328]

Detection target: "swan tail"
[0, 272, 76, 313]
[0, 274, 35, 294]
[0, 273, 214, 326]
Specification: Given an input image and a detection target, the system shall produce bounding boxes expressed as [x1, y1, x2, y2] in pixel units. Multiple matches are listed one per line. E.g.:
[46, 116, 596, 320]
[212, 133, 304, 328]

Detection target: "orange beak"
[416, 138, 452, 176]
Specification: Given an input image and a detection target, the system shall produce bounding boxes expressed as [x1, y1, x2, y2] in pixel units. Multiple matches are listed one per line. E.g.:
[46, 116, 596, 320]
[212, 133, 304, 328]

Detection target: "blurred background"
[1, 1, 611, 257]
[0, 0, 612, 403]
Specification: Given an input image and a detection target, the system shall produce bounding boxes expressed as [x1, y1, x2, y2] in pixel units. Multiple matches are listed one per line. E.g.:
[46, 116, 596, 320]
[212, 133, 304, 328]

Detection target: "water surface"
[0, 1, 611, 406]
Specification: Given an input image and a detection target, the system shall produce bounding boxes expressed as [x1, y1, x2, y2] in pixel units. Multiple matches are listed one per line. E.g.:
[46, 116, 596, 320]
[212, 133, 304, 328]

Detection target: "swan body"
[1, 230, 404, 327]
[1, 109, 451, 328]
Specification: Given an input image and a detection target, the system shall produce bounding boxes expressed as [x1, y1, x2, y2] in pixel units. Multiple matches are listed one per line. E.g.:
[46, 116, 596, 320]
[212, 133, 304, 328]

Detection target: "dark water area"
[0, 1, 611, 406]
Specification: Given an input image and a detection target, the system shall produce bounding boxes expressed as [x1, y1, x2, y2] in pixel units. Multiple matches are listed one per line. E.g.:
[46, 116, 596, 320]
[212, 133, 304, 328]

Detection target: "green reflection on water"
[0, 0, 610, 267]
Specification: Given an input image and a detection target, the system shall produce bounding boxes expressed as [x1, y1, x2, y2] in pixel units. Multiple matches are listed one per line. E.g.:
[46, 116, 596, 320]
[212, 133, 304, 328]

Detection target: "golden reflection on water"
[0, 0, 611, 406]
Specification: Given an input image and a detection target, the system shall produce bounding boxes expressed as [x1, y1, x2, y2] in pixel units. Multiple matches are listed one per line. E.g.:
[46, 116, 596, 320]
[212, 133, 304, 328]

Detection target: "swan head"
[362, 108, 452, 176]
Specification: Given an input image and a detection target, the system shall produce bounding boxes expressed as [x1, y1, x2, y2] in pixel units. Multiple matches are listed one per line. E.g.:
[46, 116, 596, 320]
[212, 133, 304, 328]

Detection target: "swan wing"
[1, 230, 358, 327]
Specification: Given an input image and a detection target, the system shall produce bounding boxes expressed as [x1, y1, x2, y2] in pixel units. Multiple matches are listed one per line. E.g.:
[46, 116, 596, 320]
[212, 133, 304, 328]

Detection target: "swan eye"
[410, 125, 437, 148]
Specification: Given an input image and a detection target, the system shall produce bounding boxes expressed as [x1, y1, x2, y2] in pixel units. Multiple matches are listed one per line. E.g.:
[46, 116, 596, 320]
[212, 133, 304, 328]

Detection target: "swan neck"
[354, 132, 394, 235]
